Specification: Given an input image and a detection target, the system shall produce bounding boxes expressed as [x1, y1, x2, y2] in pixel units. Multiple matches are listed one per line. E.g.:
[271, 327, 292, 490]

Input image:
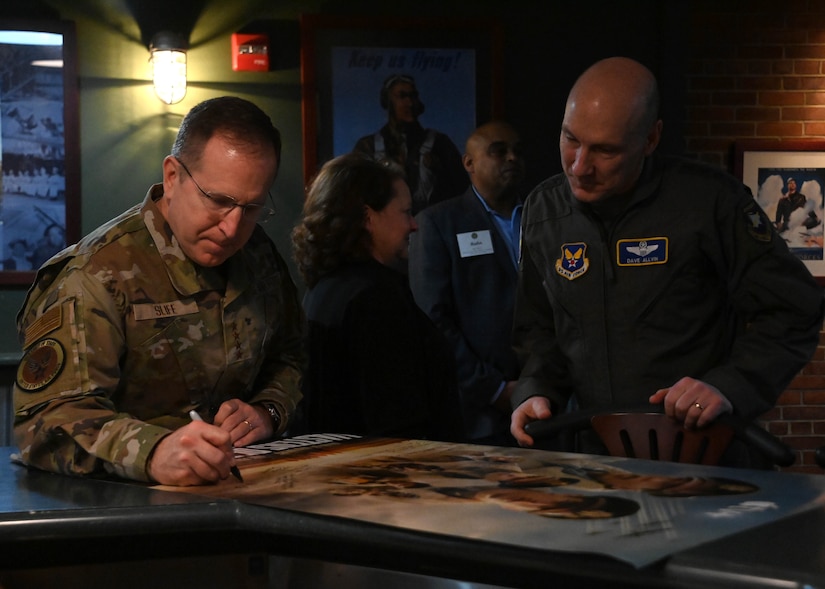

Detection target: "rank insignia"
[617, 237, 668, 266]
[744, 201, 772, 242]
[555, 243, 589, 280]
[16, 338, 65, 392]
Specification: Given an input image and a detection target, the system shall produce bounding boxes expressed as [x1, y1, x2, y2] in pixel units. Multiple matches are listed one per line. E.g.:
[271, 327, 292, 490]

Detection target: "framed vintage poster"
[299, 14, 504, 186]
[735, 139, 825, 283]
[0, 19, 80, 286]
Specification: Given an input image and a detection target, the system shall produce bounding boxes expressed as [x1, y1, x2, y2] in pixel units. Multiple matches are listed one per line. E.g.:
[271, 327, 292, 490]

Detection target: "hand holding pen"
[145, 413, 243, 486]
[189, 410, 244, 482]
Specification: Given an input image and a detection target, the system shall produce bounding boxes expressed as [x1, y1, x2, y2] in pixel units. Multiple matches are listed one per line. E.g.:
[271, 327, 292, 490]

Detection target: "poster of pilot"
[329, 46, 476, 160]
[300, 16, 501, 193]
[754, 167, 825, 262]
[739, 143, 825, 279]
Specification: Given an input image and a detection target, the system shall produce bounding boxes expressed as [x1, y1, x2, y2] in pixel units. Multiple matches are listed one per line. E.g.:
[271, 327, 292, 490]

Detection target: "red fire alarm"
[232, 33, 269, 72]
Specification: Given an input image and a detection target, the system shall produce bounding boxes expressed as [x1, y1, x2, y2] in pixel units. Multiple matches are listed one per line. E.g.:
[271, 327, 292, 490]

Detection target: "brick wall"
[685, 0, 825, 473]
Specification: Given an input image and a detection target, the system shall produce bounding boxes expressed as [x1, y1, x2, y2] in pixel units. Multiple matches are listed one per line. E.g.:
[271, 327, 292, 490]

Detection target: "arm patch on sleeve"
[16, 338, 66, 392]
[23, 305, 62, 349]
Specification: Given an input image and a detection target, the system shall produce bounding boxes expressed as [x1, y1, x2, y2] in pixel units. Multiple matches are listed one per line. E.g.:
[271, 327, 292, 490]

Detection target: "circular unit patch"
[17, 338, 66, 392]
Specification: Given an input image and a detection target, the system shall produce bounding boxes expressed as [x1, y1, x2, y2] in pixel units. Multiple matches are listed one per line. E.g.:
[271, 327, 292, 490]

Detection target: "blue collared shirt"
[472, 186, 522, 404]
[473, 186, 522, 268]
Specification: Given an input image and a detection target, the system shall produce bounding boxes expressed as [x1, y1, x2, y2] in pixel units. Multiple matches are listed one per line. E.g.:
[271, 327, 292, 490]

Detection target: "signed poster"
[156, 434, 825, 568]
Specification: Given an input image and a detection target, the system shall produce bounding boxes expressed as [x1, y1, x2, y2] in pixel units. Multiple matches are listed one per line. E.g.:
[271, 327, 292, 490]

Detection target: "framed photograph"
[0, 20, 80, 286]
[735, 140, 825, 283]
[299, 14, 504, 186]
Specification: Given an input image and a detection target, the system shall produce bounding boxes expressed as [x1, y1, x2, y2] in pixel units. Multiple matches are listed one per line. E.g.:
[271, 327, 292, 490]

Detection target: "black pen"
[189, 410, 244, 482]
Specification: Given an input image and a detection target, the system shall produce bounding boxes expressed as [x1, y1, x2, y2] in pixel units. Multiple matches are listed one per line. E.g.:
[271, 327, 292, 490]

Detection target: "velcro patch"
[555, 243, 589, 280]
[617, 238, 668, 266]
[16, 338, 66, 392]
[23, 306, 62, 349]
[744, 201, 772, 242]
[133, 300, 199, 321]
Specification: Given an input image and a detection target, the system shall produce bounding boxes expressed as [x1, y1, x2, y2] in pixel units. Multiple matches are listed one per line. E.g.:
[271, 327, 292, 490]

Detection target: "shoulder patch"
[744, 201, 772, 242]
[555, 243, 589, 280]
[16, 338, 66, 392]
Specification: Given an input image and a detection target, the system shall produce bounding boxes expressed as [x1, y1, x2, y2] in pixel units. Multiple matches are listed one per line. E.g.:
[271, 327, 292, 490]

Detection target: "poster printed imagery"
[755, 167, 825, 261]
[155, 435, 825, 568]
[0, 36, 68, 271]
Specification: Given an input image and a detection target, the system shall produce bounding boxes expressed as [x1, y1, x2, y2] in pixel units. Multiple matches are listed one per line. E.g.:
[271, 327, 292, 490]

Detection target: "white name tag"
[457, 230, 494, 258]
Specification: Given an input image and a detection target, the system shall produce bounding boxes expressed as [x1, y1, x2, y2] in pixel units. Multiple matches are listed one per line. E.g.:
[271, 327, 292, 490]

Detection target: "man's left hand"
[213, 399, 273, 446]
[649, 376, 733, 429]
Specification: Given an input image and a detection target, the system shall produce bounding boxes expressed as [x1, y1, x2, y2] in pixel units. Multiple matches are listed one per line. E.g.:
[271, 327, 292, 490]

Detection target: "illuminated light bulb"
[149, 32, 188, 105]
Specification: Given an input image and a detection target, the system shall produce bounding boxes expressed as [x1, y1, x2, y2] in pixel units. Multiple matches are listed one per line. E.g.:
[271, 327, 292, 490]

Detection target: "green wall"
[0, 0, 680, 355]
[0, 0, 326, 354]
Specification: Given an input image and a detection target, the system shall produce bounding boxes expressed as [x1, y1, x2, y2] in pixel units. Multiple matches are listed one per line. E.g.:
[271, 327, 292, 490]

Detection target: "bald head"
[567, 57, 660, 142]
[466, 121, 516, 154]
[463, 120, 525, 211]
[559, 57, 662, 203]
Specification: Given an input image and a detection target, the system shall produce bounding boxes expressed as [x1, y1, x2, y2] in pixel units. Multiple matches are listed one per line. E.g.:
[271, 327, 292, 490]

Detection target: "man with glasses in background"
[13, 96, 305, 486]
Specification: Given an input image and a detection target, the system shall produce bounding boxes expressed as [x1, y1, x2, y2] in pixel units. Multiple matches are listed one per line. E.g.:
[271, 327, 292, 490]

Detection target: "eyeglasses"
[174, 157, 276, 224]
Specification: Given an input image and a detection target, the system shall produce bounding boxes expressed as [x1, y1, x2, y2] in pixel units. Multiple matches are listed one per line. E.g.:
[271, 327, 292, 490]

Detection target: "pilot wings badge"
[555, 242, 589, 280]
[617, 237, 668, 266]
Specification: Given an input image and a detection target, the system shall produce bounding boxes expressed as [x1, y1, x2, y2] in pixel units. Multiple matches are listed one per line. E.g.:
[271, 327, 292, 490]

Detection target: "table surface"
[2, 446, 824, 589]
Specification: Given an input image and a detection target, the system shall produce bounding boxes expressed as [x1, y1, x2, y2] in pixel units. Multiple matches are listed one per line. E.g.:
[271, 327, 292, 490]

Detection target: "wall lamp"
[149, 31, 188, 105]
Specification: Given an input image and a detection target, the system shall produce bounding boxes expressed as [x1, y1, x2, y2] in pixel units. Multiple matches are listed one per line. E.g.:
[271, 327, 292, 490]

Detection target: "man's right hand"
[147, 421, 237, 486]
[510, 396, 553, 447]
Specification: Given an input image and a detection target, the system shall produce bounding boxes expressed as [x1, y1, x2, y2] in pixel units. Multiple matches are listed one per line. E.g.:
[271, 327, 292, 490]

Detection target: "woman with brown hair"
[292, 153, 462, 441]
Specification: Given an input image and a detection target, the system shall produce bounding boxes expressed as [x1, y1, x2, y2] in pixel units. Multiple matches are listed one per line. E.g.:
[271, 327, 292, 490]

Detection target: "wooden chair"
[590, 412, 735, 465]
[525, 405, 795, 467]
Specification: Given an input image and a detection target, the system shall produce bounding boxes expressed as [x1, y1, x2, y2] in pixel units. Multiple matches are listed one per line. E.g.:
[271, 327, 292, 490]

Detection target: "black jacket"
[512, 154, 824, 423]
[302, 259, 463, 441]
[409, 189, 521, 441]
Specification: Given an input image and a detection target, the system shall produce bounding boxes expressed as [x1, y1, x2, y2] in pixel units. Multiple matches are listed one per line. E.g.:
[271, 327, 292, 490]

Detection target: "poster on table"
[155, 434, 825, 568]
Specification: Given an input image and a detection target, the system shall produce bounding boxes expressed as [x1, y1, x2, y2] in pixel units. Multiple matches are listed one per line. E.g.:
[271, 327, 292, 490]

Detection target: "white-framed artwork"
[736, 140, 825, 284]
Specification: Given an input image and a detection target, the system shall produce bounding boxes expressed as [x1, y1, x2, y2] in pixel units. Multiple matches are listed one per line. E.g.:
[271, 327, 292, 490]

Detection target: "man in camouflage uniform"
[13, 96, 305, 486]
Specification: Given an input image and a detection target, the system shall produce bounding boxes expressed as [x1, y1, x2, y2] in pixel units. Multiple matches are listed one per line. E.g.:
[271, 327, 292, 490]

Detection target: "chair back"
[590, 412, 736, 465]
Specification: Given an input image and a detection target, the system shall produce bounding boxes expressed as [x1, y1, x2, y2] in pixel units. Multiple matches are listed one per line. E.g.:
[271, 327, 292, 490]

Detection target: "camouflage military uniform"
[13, 185, 305, 482]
